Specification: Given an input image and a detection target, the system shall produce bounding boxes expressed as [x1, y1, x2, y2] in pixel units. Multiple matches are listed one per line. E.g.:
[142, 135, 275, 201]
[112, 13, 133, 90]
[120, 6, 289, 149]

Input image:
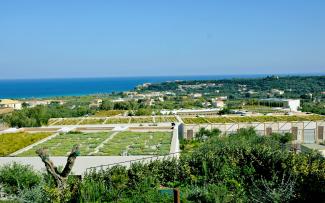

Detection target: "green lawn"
[18, 132, 111, 156]
[96, 131, 172, 156]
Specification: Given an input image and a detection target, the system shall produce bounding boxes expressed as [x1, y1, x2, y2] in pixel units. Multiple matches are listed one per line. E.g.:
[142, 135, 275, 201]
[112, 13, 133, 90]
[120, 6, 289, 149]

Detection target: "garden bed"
[95, 131, 172, 156]
[0, 132, 52, 156]
[155, 116, 178, 123]
[18, 132, 112, 156]
[182, 115, 325, 124]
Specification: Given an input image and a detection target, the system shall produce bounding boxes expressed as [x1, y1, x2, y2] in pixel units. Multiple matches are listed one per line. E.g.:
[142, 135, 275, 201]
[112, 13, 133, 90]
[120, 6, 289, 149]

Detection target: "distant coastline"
[0, 73, 324, 99]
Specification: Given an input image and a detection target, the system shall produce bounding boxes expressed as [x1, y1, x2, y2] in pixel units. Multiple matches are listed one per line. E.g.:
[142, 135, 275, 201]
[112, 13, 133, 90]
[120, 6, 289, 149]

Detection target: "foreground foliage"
[1, 128, 324, 202]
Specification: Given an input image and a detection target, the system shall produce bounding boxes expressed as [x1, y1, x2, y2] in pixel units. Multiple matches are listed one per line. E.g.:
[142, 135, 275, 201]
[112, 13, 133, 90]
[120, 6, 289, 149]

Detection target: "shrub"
[0, 163, 41, 195]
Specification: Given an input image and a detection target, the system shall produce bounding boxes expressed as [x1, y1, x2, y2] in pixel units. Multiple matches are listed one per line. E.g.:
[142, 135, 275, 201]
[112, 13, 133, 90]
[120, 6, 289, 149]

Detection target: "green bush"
[0, 163, 41, 195]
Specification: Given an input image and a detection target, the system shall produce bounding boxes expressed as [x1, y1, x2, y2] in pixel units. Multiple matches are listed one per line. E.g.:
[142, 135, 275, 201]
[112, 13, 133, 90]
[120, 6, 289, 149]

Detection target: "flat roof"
[260, 98, 300, 102]
[0, 99, 20, 105]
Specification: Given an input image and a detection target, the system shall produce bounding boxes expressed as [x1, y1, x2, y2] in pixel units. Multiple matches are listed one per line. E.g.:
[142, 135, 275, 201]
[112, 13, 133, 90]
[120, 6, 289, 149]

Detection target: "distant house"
[212, 96, 227, 108]
[112, 98, 126, 103]
[89, 99, 103, 108]
[260, 98, 300, 112]
[190, 93, 202, 98]
[0, 99, 22, 110]
[212, 100, 225, 108]
[24, 100, 51, 108]
[271, 89, 284, 95]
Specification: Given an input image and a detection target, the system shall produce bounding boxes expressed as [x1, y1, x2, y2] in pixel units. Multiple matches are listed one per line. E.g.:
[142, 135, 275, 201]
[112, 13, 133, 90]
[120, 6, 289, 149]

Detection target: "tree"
[100, 100, 114, 110]
[36, 145, 80, 189]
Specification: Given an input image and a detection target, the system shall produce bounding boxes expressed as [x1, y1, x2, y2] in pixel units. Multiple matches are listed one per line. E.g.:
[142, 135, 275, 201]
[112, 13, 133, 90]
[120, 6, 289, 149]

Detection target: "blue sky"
[0, 0, 324, 79]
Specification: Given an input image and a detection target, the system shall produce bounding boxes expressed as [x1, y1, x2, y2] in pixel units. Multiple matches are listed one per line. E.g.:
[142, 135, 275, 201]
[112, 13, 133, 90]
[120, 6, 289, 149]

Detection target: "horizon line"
[0, 72, 325, 80]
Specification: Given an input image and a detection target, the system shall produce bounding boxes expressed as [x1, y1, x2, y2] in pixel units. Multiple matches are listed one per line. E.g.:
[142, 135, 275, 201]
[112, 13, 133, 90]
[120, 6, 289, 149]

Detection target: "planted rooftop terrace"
[181, 115, 325, 124]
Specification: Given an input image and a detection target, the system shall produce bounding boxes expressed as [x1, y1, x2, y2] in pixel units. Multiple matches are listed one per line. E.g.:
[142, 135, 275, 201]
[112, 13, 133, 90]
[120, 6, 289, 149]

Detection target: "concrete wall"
[182, 121, 325, 144]
[0, 156, 159, 176]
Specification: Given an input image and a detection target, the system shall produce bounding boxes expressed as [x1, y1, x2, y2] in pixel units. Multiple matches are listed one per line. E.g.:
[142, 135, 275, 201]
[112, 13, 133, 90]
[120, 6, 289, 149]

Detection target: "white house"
[260, 98, 300, 112]
[0, 99, 22, 110]
[212, 96, 227, 108]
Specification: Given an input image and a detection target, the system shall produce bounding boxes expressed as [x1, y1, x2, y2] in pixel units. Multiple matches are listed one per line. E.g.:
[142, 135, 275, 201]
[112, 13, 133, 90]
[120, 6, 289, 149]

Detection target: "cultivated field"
[95, 131, 172, 156]
[79, 118, 106, 125]
[155, 116, 178, 123]
[19, 132, 111, 156]
[50, 118, 81, 125]
[104, 117, 130, 124]
[48, 116, 178, 126]
[130, 117, 154, 123]
[17, 131, 172, 157]
[0, 132, 52, 156]
[93, 110, 125, 117]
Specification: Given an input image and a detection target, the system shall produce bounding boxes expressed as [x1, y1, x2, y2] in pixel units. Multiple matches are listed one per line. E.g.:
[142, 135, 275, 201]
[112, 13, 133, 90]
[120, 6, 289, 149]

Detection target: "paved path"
[175, 115, 183, 123]
[88, 131, 119, 155]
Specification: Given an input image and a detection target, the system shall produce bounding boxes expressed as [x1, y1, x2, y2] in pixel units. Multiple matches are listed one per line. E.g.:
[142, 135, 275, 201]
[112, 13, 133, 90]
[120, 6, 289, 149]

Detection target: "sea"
[0, 74, 300, 99]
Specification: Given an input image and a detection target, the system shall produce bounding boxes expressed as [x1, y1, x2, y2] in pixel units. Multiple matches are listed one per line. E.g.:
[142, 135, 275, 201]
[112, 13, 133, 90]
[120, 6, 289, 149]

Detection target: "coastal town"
[1, 76, 325, 158]
[1, 0, 325, 201]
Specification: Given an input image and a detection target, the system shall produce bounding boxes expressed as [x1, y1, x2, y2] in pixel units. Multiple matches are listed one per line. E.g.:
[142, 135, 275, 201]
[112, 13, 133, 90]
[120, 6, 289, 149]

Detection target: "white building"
[211, 96, 227, 108]
[260, 98, 300, 112]
[0, 99, 22, 110]
[212, 100, 225, 108]
[160, 108, 220, 116]
[271, 89, 285, 95]
[25, 100, 51, 108]
[190, 93, 202, 98]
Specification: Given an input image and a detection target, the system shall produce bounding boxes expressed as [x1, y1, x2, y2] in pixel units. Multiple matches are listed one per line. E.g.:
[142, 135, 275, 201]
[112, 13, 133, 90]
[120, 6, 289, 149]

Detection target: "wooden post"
[173, 188, 180, 203]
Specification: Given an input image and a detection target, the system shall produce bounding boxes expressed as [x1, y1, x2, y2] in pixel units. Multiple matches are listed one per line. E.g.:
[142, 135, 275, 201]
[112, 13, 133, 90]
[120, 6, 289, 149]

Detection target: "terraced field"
[104, 117, 130, 124]
[48, 116, 179, 125]
[130, 117, 154, 123]
[0, 132, 52, 156]
[182, 115, 325, 124]
[95, 131, 172, 156]
[79, 118, 106, 125]
[94, 110, 125, 117]
[155, 116, 178, 123]
[19, 132, 111, 156]
[51, 118, 82, 125]
[48, 118, 61, 125]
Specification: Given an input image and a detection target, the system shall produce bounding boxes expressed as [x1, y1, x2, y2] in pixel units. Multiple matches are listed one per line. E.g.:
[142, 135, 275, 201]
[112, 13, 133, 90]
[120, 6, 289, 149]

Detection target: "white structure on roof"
[0, 99, 22, 110]
[161, 108, 220, 116]
[260, 98, 300, 112]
